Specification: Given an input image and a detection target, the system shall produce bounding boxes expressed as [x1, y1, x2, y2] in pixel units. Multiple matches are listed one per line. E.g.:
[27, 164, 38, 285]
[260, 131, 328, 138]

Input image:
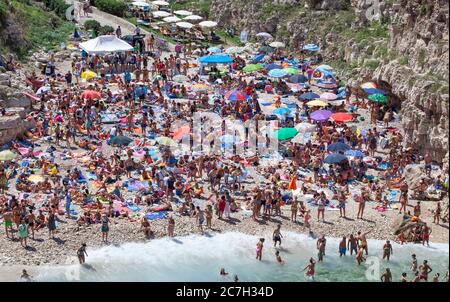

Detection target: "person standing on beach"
[167, 216, 175, 237]
[382, 240, 393, 261]
[18, 220, 28, 248]
[77, 243, 88, 264]
[256, 238, 264, 261]
[380, 268, 392, 282]
[101, 214, 109, 243]
[272, 224, 283, 247]
[2, 208, 14, 239]
[339, 237, 347, 257]
[302, 258, 316, 280]
[195, 206, 205, 235]
[47, 212, 57, 239]
[205, 204, 213, 229]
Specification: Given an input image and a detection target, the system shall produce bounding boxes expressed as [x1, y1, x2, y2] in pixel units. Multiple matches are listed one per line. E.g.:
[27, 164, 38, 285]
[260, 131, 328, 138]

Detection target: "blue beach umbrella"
[345, 150, 366, 158]
[272, 107, 292, 115]
[323, 153, 348, 164]
[299, 92, 320, 100]
[252, 54, 265, 63]
[327, 142, 351, 152]
[363, 88, 386, 95]
[265, 63, 282, 71]
[207, 47, 222, 53]
[268, 68, 288, 78]
[289, 74, 308, 83]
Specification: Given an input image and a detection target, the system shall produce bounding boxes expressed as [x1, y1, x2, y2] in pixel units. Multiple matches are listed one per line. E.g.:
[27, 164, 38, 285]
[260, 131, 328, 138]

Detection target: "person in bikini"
[302, 258, 316, 280]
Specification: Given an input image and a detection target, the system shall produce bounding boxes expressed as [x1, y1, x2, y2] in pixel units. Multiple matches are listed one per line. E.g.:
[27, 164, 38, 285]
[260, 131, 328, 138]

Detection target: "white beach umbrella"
[152, 0, 169, 6]
[256, 32, 273, 39]
[152, 10, 172, 18]
[269, 41, 285, 48]
[295, 122, 316, 133]
[132, 1, 150, 8]
[163, 16, 181, 23]
[36, 86, 51, 95]
[225, 46, 244, 54]
[176, 22, 194, 29]
[199, 21, 218, 28]
[184, 15, 203, 21]
[174, 10, 193, 16]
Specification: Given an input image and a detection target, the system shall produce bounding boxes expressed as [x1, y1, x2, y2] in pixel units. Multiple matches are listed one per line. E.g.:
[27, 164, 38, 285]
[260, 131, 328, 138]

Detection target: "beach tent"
[198, 54, 233, 74]
[79, 35, 134, 55]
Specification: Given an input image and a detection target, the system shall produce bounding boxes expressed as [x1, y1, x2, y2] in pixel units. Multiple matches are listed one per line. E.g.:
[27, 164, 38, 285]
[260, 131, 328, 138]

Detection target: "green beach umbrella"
[284, 67, 299, 75]
[273, 128, 298, 141]
[110, 136, 133, 147]
[368, 93, 387, 103]
[243, 64, 263, 73]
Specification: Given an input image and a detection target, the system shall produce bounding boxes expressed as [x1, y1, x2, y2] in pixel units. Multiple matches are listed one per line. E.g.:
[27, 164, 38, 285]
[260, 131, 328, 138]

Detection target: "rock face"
[210, 0, 449, 165]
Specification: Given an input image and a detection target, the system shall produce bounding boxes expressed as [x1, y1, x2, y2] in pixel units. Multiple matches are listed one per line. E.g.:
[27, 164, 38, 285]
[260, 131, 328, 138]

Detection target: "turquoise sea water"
[35, 232, 449, 282]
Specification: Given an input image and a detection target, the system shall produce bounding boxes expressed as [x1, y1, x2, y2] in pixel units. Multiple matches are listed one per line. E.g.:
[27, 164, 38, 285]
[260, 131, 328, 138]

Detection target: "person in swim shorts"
[272, 224, 283, 247]
[339, 236, 347, 257]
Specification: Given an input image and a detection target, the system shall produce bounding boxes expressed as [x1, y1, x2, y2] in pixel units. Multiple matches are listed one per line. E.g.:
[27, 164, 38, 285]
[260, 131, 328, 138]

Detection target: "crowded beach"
[0, 0, 448, 282]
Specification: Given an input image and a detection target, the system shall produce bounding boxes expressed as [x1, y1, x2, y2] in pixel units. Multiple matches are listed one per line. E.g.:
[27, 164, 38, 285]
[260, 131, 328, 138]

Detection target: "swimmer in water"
[20, 269, 32, 282]
[401, 272, 409, 282]
[233, 275, 239, 282]
[220, 268, 228, 276]
[382, 240, 393, 261]
[275, 251, 284, 265]
[77, 243, 88, 264]
[356, 247, 365, 265]
[339, 236, 347, 257]
[419, 260, 433, 282]
[302, 258, 316, 280]
[432, 273, 440, 282]
[411, 254, 418, 272]
[380, 268, 392, 282]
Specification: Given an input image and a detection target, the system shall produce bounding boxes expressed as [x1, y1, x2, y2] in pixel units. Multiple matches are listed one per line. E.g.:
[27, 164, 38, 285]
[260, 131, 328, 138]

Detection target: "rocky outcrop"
[210, 0, 449, 164]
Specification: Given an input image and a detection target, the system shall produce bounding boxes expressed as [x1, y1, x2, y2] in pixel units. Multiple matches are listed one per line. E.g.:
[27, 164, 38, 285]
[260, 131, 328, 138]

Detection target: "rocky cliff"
[209, 0, 449, 166]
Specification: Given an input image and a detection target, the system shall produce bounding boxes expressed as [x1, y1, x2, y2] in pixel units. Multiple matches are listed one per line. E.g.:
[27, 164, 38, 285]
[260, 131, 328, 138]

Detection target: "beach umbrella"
[299, 92, 320, 100]
[81, 70, 97, 80]
[156, 136, 177, 146]
[36, 86, 51, 95]
[152, 11, 172, 18]
[176, 22, 194, 29]
[310, 109, 332, 122]
[303, 44, 320, 52]
[306, 100, 328, 107]
[252, 54, 265, 63]
[265, 63, 282, 71]
[152, 0, 169, 5]
[163, 16, 181, 23]
[174, 10, 193, 16]
[284, 67, 299, 75]
[260, 45, 275, 54]
[273, 128, 298, 140]
[317, 64, 333, 70]
[361, 82, 377, 89]
[345, 150, 366, 158]
[243, 64, 263, 73]
[199, 21, 218, 28]
[207, 46, 222, 53]
[320, 92, 338, 100]
[268, 69, 288, 78]
[323, 153, 348, 164]
[272, 107, 292, 115]
[368, 93, 387, 103]
[132, 1, 150, 8]
[184, 15, 203, 21]
[225, 90, 250, 101]
[256, 32, 273, 39]
[327, 142, 351, 152]
[0, 150, 17, 161]
[225, 46, 244, 54]
[269, 41, 285, 48]
[363, 88, 386, 95]
[110, 136, 133, 146]
[295, 123, 316, 133]
[172, 74, 188, 83]
[191, 83, 210, 91]
[289, 74, 308, 83]
[81, 90, 101, 100]
[331, 112, 353, 123]
[172, 125, 190, 141]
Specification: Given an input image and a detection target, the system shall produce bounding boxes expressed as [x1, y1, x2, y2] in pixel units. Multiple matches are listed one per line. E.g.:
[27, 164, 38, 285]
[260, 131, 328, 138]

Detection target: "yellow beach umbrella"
[81, 70, 97, 80]
[156, 136, 177, 146]
[306, 100, 328, 107]
[0, 150, 17, 161]
[28, 175, 44, 184]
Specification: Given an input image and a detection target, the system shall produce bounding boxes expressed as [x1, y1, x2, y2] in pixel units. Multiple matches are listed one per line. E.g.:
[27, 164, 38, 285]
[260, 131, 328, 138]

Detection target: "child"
[275, 251, 284, 265]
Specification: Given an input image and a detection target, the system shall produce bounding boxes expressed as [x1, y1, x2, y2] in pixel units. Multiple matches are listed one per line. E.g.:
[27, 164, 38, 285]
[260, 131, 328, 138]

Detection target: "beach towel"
[377, 162, 392, 170]
[124, 180, 149, 192]
[101, 113, 120, 124]
[78, 173, 87, 184]
[386, 189, 400, 203]
[145, 211, 167, 220]
[86, 172, 97, 180]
